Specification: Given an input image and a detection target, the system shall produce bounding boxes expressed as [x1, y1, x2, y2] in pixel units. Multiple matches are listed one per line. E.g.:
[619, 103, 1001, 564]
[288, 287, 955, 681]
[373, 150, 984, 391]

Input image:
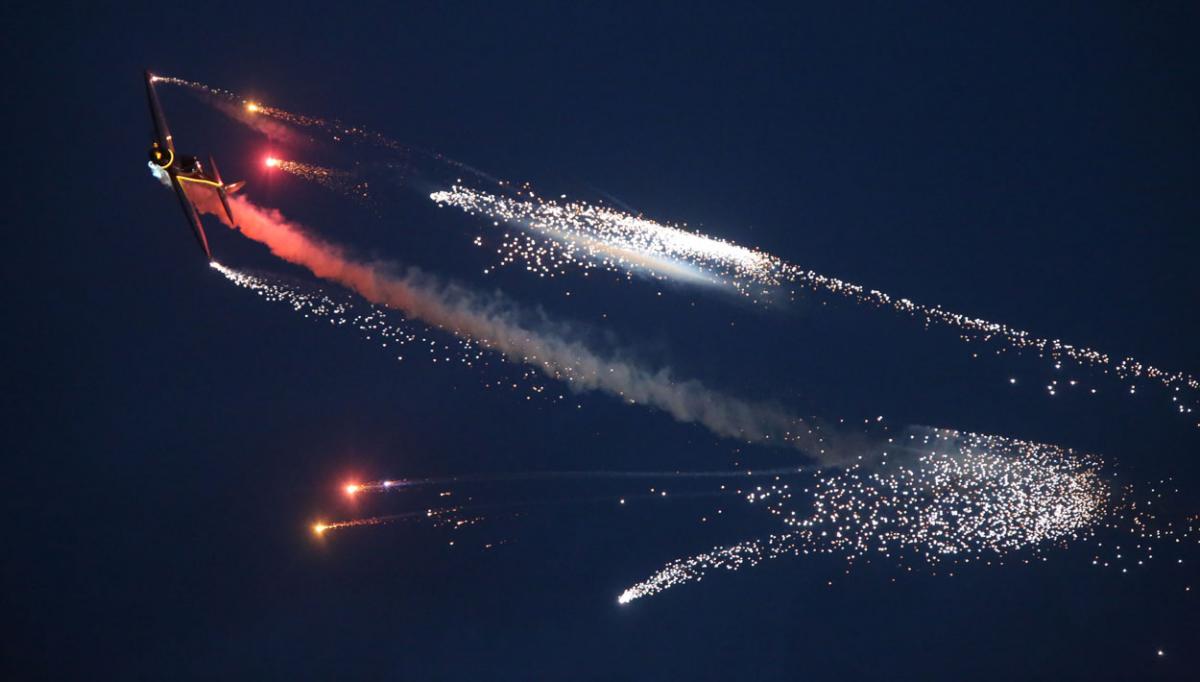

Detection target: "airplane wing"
[171, 177, 213, 260]
[144, 70, 174, 154]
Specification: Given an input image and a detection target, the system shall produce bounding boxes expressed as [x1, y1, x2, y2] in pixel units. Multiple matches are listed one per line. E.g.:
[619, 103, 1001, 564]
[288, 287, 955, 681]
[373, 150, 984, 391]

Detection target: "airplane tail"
[209, 155, 238, 225]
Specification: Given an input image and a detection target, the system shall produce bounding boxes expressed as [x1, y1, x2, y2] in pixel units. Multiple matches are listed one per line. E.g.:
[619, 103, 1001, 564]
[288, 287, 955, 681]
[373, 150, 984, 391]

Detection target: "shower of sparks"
[619, 429, 1157, 604]
[432, 183, 765, 287]
[267, 157, 372, 201]
[432, 184, 1200, 423]
[209, 262, 567, 401]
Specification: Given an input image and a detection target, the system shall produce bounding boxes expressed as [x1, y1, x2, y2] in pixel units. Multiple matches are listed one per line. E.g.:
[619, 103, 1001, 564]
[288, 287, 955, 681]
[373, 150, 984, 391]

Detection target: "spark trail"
[431, 185, 1200, 423]
[267, 157, 366, 194]
[202, 196, 848, 461]
[312, 508, 472, 536]
[159, 75, 433, 163]
[619, 429, 1196, 603]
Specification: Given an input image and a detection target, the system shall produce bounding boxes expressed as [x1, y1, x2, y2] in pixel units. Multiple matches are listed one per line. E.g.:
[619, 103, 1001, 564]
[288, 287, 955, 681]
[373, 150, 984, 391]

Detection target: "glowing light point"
[265, 156, 281, 168]
[618, 590, 634, 605]
[245, 101, 260, 113]
[312, 522, 328, 536]
[344, 483, 361, 496]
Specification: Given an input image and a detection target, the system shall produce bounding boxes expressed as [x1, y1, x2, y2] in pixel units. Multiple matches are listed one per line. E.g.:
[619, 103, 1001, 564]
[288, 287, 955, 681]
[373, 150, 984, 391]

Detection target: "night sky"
[5, 4, 1199, 679]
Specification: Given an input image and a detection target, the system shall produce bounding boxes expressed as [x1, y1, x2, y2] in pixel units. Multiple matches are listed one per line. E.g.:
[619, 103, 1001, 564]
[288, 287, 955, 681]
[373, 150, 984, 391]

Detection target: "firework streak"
[431, 185, 1199, 422]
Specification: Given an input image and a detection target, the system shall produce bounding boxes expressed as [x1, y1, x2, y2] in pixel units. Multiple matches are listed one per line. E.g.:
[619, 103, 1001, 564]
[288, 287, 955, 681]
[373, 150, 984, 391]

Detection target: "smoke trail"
[200, 194, 847, 462]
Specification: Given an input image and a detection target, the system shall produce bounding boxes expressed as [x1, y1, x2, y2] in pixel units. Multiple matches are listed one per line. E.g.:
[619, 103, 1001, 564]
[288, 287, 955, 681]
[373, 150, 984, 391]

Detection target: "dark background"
[3, 3, 1198, 679]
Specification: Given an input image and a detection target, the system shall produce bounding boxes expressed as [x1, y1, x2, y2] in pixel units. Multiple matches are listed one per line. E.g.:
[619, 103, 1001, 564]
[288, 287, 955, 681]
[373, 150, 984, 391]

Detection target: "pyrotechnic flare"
[312, 511, 437, 535]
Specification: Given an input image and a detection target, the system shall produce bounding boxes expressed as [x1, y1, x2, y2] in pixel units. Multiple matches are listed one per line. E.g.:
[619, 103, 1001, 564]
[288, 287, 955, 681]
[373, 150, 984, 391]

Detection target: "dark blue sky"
[4, 4, 1198, 679]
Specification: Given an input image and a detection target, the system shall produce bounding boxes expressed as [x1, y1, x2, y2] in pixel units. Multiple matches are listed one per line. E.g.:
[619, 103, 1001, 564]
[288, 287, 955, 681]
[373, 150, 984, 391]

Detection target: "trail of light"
[201, 197, 847, 460]
[432, 185, 1200, 423]
[619, 429, 1118, 603]
[269, 158, 372, 201]
[347, 467, 810, 495]
[154, 75, 310, 144]
[313, 508, 457, 536]
[159, 75, 402, 149]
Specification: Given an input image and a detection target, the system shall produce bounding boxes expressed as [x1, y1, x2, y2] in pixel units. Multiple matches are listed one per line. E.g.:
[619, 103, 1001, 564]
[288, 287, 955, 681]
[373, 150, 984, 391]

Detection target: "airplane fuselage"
[149, 142, 217, 185]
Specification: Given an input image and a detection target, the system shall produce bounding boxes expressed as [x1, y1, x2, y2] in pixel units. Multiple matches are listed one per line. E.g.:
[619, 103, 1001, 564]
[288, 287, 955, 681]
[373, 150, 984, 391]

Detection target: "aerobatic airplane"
[145, 70, 243, 260]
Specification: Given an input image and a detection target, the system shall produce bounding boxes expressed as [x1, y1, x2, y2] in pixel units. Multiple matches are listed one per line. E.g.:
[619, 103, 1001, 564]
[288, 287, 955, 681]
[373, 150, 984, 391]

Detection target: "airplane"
[145, 70, 243, 260]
